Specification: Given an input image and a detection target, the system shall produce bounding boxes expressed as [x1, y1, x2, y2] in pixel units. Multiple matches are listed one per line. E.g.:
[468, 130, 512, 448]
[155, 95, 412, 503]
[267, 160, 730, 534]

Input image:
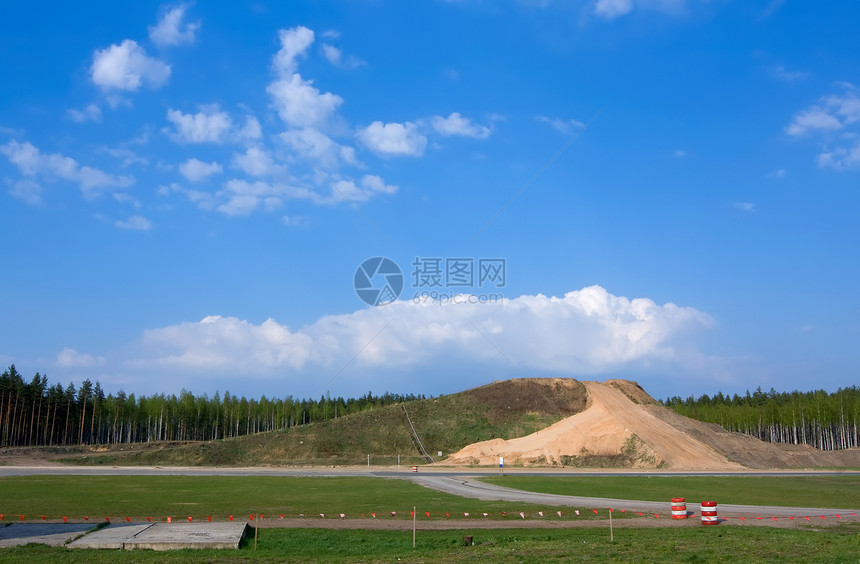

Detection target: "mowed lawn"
[480, 475, 860, 508]
[1, 525, 860, 563]
[0, 475, 591, 521]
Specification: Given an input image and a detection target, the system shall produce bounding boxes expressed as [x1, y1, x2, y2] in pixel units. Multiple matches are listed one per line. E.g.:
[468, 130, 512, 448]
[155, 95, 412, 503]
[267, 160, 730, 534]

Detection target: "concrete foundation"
[1, 522, 248, 550]
[0, 523, 96, 547]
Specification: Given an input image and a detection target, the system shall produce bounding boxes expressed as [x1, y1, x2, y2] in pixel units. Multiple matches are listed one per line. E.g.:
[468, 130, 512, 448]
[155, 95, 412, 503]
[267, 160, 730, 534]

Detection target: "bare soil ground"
[446, 380, 860, 470]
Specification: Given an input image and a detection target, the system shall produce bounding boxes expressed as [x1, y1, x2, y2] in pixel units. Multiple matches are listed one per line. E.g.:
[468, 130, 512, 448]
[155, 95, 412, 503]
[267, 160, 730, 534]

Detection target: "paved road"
[2, 466, 858, 518]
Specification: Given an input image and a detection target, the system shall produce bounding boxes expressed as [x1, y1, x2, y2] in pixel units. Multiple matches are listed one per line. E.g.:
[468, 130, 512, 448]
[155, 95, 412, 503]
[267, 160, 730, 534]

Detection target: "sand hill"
[446, 379, 860, 470]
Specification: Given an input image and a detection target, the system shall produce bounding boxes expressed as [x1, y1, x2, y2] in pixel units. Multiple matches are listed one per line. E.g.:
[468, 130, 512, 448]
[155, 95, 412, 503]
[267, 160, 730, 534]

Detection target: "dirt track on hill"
[446, 379, 860, 470]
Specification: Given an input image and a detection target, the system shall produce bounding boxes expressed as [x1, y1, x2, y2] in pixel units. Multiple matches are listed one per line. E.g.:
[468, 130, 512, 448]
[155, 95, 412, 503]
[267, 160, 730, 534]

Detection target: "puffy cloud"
[66, 104, 102, 123]
[357, 121, 427, 156]
[321, 44, 365, 69]
[115, 215, 153, 230]
[179, 158, 223, 182]
[56, 347, 106, 367]
[430, 112, 492, 139]
[272, 26, 315, 76]
[268, 73, 343, 129]
[166, 106, 233, 143]
[267, 27, 343, 129]
[0, 140, 134, 198]
[215, 179, 289, 215]
[281, 127, 359, 169]
[148, 3, 200, 47]
[237, 116, 263, 141]
[817, 141, 860, 171]
[123, 285, 712, 394]
[786, 87, 860, 170]
[328, 174, 398, 203]
[232, 147, 285, 177]
[90, 40, 171, 91]
[785, 107, 842, 136]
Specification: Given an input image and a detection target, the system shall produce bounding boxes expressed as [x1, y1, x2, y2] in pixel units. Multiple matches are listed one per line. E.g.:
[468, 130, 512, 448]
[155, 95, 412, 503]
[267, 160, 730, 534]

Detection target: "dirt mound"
[447, 381, 743, 469]
[447, 379, 860, 470]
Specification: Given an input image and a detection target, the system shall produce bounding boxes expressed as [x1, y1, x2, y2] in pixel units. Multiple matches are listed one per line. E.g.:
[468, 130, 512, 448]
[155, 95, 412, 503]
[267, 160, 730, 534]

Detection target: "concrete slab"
[0, 523, 96, 547]
[122, 522, 248, 550]
[67, 523, 153, 549]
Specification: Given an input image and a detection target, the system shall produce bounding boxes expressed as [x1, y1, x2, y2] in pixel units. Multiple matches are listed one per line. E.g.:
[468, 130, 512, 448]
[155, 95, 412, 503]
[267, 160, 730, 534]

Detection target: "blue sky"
[1, 1, 858, 401]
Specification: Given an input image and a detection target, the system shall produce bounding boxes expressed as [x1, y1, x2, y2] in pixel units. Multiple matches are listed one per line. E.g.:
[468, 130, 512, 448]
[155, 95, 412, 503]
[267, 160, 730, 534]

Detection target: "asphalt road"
[1, 466, 858, 518]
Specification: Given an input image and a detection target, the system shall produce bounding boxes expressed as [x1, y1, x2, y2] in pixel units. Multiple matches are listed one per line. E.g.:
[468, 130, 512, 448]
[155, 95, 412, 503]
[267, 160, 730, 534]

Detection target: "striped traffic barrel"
[671, 497, 688, 519]
[412, 465, 418, 473]
[701, 501, 718, 525]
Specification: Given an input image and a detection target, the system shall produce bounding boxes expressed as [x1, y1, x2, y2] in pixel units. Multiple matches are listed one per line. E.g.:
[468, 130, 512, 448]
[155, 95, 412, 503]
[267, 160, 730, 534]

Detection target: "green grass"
[54, 379, 588, 467]
[0, 476, 597, 521]
[1, 525, 859, 563]
[481, 475, 860, 508]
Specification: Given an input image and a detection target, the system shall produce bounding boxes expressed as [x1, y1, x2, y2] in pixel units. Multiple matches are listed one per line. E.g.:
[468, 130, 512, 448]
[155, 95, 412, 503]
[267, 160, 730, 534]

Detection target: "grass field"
[481, 475, 860, 508]
[1, 525, 859, 563]
[0, 476, 596, 521]
[54, 379, 589, 467]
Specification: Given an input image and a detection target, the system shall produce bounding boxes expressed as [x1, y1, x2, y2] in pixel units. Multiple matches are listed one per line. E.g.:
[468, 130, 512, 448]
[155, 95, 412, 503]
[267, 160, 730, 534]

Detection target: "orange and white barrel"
[412, 466, 418, 473]
[671, 497, 688, 519]
[701, 501, 718, 525]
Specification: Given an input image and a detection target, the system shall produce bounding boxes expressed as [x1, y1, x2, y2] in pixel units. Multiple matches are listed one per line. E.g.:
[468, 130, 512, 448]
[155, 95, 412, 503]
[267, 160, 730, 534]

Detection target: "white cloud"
[101, 147, 148, 168]
[357, 121, 427, 156]
[123, 286, 712, 392]
[0, 139, 134, 198]
[215, 179, 288, 216]
[166, 106, 233, 143]
[148, 3, 200, 47]
[56, 347, 106, 367]
[430, 112, 492, 139]
[282, 215, 309, 227]
[268, 73, 344, 129]
[232, 147, 284, 177]
[67, 104, 102, 123]
[237, 115, 263, 141]
[817, 141, 860, 171]
[328, 174, 399, 203]
[673, 149, 687, 158]
[267, 27, 344, 129]
[321, 44, 365, 69]
[535, 115, 585, 135]
[281, 127, 359, 169]
[786, 87, 860, 170]
[5, 178, 42, 204]
[594, 0, 634, 19]
[593, 0, 686, 20]
[90, 40, 171, 91]
[179, 158, 223, 182]
[785, 106, 842, 136]
[733, 202, 756, 213]
[115, 215, 153, 230]
[272, 26, 315, 76]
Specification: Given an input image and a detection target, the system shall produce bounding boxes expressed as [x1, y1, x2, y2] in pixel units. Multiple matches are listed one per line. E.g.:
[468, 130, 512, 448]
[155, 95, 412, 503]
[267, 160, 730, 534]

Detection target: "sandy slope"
[447, 380, 743, 469]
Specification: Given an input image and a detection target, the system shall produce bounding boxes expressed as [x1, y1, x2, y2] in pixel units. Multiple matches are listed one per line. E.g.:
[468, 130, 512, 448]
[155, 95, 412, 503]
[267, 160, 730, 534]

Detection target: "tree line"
[664, 386, 860, 451]
[0, 365, 423, 448]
